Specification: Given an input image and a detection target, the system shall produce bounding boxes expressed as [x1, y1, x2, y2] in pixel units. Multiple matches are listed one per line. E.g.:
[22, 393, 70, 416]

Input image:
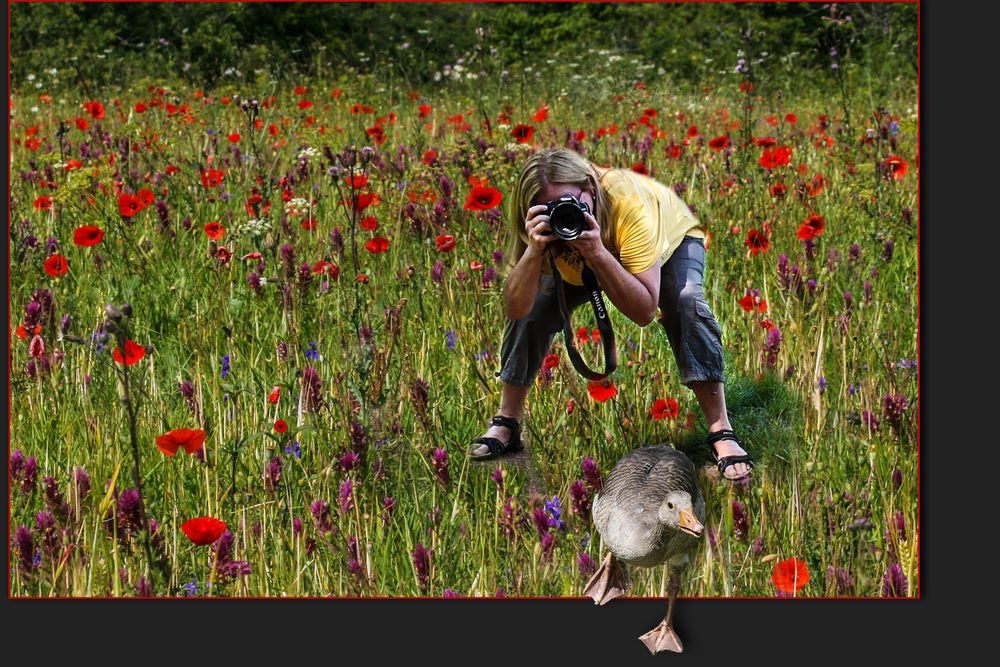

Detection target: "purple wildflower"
[582, 457, 603, 492]
[442, 588, 459, 598]
[570, 480, 591, 520]
[431, 260, 444, 284]
[311, 500, 333, 535]
[540, 532, 555, 560]
[338, 478, 355, 513]
[117, 489, 144, 535]
[15, 525, 36, 573]
[751, 538, 764, 557]
[490, 467, 504, 491]
[882, 240, 894, 262]
[301, 366, 323, 412]
[732, 500, 749, 541]
[412, 543, 432, 592]
[883, 394, 908, 426]
[892, 468, 903, 489]
[263, 456, 283, 493]
[545, 496, 567, 531]
[36, 510, 61, 559]
[381, 497, 397, 525]
[848, 243, 861, 262]
[432, 448, 450, 486]
[349, 420, 368, 455]
[881, 562, 908, 597]
[340, 451, 360, 472]
[763, 327, 782, 369]
[578, 552, 597, 580]
[74, 466, 91, 505]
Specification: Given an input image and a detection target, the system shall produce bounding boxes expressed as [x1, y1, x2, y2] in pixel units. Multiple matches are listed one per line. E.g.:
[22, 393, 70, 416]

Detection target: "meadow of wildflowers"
[9, 7, 917, 599]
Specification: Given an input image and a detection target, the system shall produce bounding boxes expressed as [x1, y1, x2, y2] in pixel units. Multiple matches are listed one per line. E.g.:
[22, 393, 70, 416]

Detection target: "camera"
[543, 194, 590, 241]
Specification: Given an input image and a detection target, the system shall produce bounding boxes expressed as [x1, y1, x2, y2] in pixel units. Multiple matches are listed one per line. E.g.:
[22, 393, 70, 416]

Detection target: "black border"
[3, 0, 969, 661]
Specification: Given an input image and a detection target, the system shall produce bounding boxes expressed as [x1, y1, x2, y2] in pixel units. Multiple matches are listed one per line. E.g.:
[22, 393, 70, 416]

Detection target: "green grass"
[9, 44, 917, 599]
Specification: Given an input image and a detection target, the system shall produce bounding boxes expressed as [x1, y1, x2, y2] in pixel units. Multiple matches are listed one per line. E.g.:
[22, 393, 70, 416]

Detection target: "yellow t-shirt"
[554, 169, 705, 286]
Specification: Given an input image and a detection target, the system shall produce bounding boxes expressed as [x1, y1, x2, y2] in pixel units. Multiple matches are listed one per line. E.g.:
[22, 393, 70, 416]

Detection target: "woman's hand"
[567, 210, 608, 263]
[523, 204, 559, 258]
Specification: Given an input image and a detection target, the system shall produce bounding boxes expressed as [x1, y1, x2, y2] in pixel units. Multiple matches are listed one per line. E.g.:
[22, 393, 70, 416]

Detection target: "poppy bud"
[120, 302, 133, 318]
[104, 304, 123, 322]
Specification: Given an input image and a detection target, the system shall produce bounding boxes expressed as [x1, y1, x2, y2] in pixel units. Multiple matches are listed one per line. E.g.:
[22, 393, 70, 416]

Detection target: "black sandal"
[468, 415, 524, 460]
[706, 429, 754, 482]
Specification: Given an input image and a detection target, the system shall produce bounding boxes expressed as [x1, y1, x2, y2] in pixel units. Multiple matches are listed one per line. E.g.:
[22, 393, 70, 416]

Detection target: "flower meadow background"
[9, 2, 917, 599]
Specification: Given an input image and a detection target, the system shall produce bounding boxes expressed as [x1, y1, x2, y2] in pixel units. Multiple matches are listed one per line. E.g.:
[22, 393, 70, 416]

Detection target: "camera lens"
[551, 203, 585, 240]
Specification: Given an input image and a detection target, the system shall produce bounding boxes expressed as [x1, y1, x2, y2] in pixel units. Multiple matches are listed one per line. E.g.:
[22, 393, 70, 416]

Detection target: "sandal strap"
[490, 415, 520, 432]
[706, 429, 741, 447]
[715, 454, 754, 474]
[472, 436, 506, 457]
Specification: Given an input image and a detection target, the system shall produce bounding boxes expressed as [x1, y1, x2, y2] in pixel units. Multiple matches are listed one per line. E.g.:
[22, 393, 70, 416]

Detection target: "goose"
[583, 444, 705, 654]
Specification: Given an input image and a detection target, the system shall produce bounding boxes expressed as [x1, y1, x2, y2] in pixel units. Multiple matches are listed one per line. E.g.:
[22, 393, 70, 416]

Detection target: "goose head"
[657, 490, 704, 538]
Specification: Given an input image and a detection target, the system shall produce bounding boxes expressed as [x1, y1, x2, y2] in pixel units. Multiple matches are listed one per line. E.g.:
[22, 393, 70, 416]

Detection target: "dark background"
[3, 0, 975, 661]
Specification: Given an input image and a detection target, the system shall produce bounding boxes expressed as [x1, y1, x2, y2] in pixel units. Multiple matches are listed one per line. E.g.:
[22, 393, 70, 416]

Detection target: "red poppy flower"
[770, 182, 787, 199]
[436, 235, 456, 252]
[532, 105, 549, 122]
[418, 103, 432, 118]
[346, 174, 369, 189]
[268, 386, 281, 404]
[760, 318, 775, 330]
[738, 295, 755, 312]
[300, 217, 317, 231]
[797, 214, 826, 240]
[759, 146, 792, 169]
[134, 102, 147, 113]
[83, 100, 105, 119]
[156, 428, 207, 457]
[785, 113, 797, 124]
[575, 326, 590, 345]
[367, 125, 386, 144]
[745, 229, 770, 255]
[631, 162, 648, 175]
[44, 254, 69, 276]
[511, 124, 534, 144]
[75, 117, 89, 131]
[360, 216, 379, 231]
[587, 379, 618, 403]
[543, 353, 560, 369]
[708, 136, 729, 151]
[181, 517, 228, 546]
[200, 168, 224, 188]
[112, 339, 146, 365]
[650, 397, 679, 420]
[118, 194, 141, 217]
[687, 125, 699, 138]
[365, 237, 390, 254]
[204, 222, 225, 240]
[356, 273, 369, 284]
[354, 192, 377, 211]
[667, 144, 683, 159]
[422, 150, 438, 165]
[755, 137, 777, 147]
[772, 558, 810, 594]
[73, 225, 104, 247]
[883, 155, 908, 180]
[469, 260, 484, 271]
[463, 186, 503, 211]
[137, 188, 155, 208]
[591, 328, 601, 342]
[298, 99, 313, 110]
[65, 159, 83, 171]
[228, 132, 241, 143]
[34, 195, 53, 211]
[274, 419, 289, 433]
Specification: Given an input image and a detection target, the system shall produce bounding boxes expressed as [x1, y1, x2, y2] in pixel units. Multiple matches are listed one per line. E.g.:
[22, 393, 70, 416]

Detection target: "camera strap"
[548, 251, 617, 381]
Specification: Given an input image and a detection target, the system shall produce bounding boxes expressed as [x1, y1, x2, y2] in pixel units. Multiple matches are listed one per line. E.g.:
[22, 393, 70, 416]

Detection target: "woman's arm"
[504, 204, 559, 320]
[568, 211, 660, 326]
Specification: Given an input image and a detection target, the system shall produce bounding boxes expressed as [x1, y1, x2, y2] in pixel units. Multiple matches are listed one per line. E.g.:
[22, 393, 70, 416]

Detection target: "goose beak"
[678, 508, 703, 538]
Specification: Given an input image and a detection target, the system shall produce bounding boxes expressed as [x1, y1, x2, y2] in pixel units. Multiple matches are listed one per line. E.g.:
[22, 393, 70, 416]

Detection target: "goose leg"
[582, 552, 629, 605]
[639, 570, 684, 654]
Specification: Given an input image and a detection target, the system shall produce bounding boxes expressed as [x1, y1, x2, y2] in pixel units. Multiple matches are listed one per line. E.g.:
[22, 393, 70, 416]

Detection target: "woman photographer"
[467, 148, 753, 483]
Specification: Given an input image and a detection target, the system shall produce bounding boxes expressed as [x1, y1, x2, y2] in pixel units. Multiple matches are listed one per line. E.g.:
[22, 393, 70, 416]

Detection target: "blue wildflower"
[545, 496, 567, 531]
[819, 377, 827, 393]
[446, 330, 456, 351]
[221, 355, 231, 379]
[848, 383, 857, 396]
[183, 579, 198, 597]
[305, 341, 319, 361]
[285, 440, 302, 459]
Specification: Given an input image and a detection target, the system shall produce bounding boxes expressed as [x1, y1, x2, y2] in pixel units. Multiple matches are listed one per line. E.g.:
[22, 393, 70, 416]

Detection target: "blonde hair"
[505, 148, 613, 273]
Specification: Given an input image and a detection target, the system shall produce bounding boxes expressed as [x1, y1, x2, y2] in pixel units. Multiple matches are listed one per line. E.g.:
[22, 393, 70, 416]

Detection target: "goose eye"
[667, 502, 675, 510]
